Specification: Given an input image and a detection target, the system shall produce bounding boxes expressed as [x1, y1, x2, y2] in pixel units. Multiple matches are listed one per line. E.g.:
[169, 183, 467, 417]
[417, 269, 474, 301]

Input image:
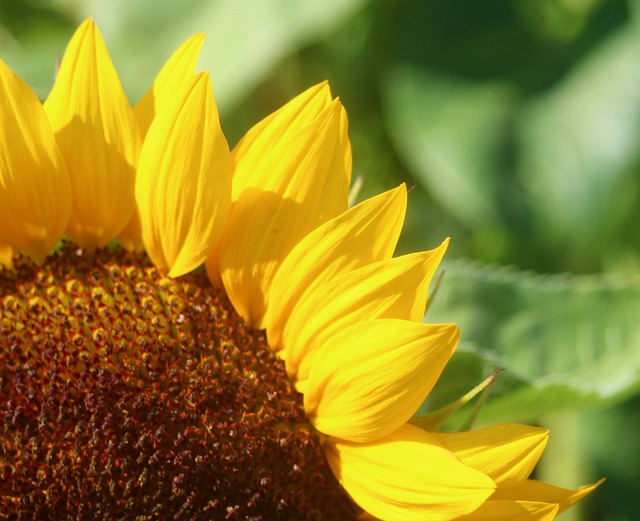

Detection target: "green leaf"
[426, 260, 640, 423]
[381, 66, 514, 228]
[516, 19, 640, 253]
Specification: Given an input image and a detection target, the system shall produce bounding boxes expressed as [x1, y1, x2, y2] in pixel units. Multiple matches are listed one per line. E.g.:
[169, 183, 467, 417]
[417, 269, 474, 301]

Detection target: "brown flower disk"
[0, 246, 357, 520]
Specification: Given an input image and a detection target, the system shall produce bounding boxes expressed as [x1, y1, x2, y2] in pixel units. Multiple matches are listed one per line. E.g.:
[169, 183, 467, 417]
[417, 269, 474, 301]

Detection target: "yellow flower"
[0, 17, 599, 520]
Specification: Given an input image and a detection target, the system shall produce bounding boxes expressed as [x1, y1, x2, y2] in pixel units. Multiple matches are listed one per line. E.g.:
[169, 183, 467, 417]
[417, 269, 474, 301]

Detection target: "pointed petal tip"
[221, 79, 351, 326]
[134, 32, 208, 135]
[79, 15, 94, 27]
[311, 79, 331, 96]
[265, 181, 409, 353]
[491, 475, 604, 513]
[136, 69, 231, 279]
[44, 15, 140, 249]
[434, 424, 552, 486]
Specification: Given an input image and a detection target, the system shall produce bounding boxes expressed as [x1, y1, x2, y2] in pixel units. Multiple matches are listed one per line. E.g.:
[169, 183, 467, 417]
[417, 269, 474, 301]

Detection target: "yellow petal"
[0, 60, 71, 262]
[434, 424, 549, 485]
[136, 72, 232, 277]
[134, 33, 205, 135]
[120, 34, 205, 253]
[231, 81, 334, 200]
[324, 423, 495, 521]
[304, 319, 458, 442]
[0, 244, 14, 268]
[43, 17, 141, 249]
[220, 97, 351, 326]
[456, 500, 559, 521]
[491, 478, 605, 514]
[283, 241, 448, 381]
[265, 185, 407, 350]
[205, 240, 223, 288]
[118, 209, 144, 252]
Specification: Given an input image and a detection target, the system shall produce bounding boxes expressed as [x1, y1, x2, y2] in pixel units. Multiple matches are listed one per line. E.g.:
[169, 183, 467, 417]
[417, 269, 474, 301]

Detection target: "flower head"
[0, 18, 600, 519]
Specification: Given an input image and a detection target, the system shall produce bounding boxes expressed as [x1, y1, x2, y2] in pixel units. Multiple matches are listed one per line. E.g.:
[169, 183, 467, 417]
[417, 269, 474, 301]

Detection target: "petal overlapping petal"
[304, 319, 458, 442]
[219, 94, 351, 327]
[358, 500, 561, 521]
[120, 33, 206, 252]
[456, 500, 559, 521]
[490, 478, 604, 514]
[134, 33, 205, 135]
[435, 424, 603, 516]
[324, 423, 495, 521]
[136, 72, 232, 277]
[282, 241, 448, 382]
[0, 60, 71, 263]
[264, 185, 407, 351]
[434, 424, 549, 485]
[230, 82, 334, 200]
[43, 17, 140, 249]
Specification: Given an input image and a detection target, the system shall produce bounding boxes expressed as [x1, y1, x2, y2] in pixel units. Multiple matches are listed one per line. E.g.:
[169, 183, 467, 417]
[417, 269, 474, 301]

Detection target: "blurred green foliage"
[2, 0, 639, 519]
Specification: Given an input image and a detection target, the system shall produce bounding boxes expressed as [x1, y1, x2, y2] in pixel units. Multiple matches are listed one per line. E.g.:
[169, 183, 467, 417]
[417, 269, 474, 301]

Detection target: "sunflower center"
[0, 246, 357, 519]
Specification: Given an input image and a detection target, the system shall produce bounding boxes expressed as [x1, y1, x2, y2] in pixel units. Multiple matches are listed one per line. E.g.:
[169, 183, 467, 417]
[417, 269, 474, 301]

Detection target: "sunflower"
[0, 17, 600, 520]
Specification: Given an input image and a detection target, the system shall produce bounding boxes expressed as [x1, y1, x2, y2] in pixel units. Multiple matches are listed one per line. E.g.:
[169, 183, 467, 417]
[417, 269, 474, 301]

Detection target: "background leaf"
[517, 16, 640, 270]
[426, 260, 640, 423]
[382, 68, 513, 229]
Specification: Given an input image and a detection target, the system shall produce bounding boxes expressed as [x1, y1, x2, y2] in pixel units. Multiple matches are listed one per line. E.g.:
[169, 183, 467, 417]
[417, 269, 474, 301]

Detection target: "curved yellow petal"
[265, 185, 407, 350]
[324, 423, 495, 521]
[434, 424, 549, 486]
[304, 319, 458, 442]
[205, 82, 337, 288]
[456, 500, 559, 521]
[220, 97, 351, 326]
[120, 33, 206, 253]
[134, 33, 205, 135]
[491, 478, 605, 514]
[283, 241, 448, 381]
[43, 17, 141, 249]
[136, 72, 232, 277]
[231, 81, 333, 200]
[0, 60, 71, 262]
